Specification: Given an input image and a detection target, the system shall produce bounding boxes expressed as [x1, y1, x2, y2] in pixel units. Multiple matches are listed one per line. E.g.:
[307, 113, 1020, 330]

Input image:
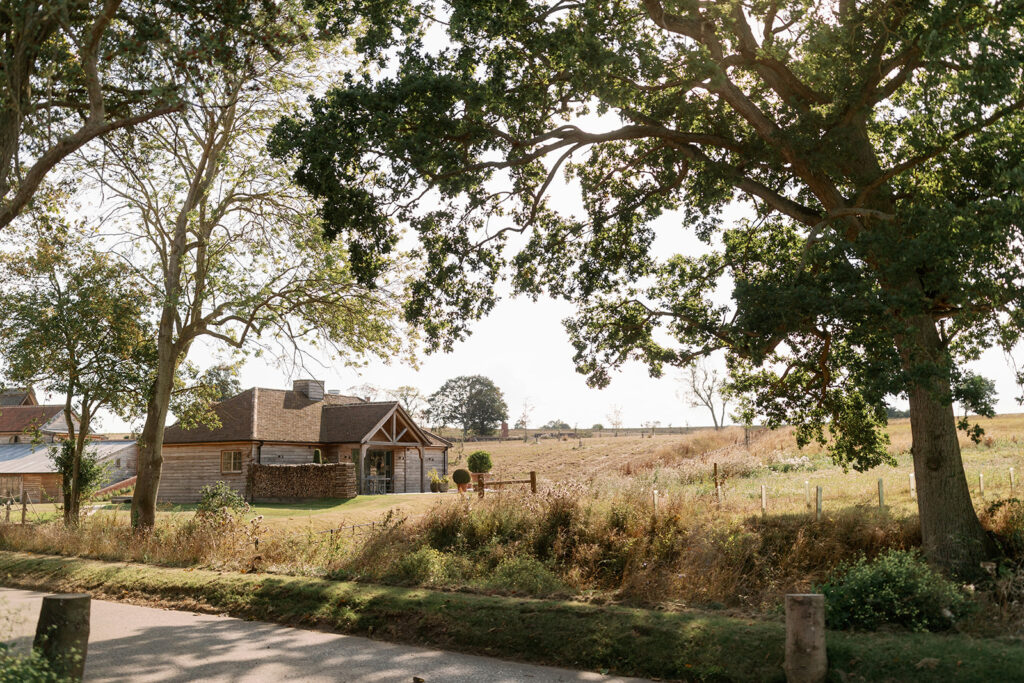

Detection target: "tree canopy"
[428, 375, 508, 437]
[0, 0, 290, 229]
[79, 0, 408, 528]
[274, 0, 1024, 572]
[0, 229, 152, 523]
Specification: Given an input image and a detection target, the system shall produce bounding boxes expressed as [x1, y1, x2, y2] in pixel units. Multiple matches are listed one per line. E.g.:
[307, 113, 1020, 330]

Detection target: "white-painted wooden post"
[784, 594, 827, 683]
[652, 489, 659, 514]
[979, 473, 985, 498]
[760, 484, 767, 516]
[909, 473, 916, 500]
[1011, 467, 1016, 495]
[804, 480, 810, 509]
[815, 486, 822, 522]
[877, 478, 885, 510]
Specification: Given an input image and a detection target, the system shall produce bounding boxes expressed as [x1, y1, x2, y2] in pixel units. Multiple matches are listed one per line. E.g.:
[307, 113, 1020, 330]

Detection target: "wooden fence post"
[804, 480, 810, 509]
[784, 594, 826, 683]
[34, 593, 91, 682]
[1011, 467, 1016, 495]
[979, 473, 985, 498]
[529, 471, 537, 494]
[760, 484, 767, 516]
[21, 493, 27, 524]
[909, 473, 916, 500]
[815, 486, 822, 522]
[877, 478, 885, 510]
[652, 489, 659, 514]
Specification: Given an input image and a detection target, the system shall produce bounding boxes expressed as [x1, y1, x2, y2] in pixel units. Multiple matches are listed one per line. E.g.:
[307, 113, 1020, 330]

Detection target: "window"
[114, 458, 121, 469]
[220, 450, 243, 473]
[313, 448, 323, 464]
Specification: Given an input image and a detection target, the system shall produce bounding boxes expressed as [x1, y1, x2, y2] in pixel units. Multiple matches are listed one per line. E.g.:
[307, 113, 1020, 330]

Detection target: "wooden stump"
[33, 593, 90, 681]
[784, 594, 826, 683]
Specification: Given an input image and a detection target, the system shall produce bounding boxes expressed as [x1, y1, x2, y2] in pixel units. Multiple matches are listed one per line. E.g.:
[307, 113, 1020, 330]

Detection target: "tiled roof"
[162, 387, 448, 447]
[424, 430, 453, 447]
[319, 402, 398, 442]
[164, 388, 407, 445]
[254, 389, 366, 442]
[0, 406, 64, 434]
[0, 389, 36, 406]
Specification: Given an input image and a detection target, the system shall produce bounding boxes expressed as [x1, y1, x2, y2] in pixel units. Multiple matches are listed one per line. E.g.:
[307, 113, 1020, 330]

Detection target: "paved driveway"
[0, 588, 651, 682]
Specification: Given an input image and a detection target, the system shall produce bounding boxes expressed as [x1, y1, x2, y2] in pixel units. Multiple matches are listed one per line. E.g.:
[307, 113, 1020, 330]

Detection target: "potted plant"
[428, 468, 444, 493]
[452, 468, 471, 493]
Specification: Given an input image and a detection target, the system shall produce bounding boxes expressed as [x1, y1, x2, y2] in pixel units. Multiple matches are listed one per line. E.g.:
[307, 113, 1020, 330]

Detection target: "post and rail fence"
[474, 471, 538, 498]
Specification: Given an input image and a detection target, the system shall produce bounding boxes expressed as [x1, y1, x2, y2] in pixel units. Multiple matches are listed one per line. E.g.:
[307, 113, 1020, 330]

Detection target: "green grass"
[91, 492, 449, 529]
[1, 551, 1022, 682]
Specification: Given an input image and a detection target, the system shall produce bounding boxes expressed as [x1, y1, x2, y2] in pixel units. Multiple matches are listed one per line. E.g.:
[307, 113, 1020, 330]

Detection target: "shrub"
[389, 546, 449, 585]
[0, 643, 67, 682]
[818, 549, 969, 631]
[487, 555, 564, 596]
[452, 469, 471, 485]
[984, 498, 1024, 557]
[467, 451, 492, 473]
[196, 481, 249, 516]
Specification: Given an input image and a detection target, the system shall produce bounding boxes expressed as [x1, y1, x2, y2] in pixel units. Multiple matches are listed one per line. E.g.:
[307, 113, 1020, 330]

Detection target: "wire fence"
[0, 491, 56, 525]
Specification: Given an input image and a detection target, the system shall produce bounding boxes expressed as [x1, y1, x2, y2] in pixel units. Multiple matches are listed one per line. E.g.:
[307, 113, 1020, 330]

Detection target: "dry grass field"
[462, 413, 1024, 521]
[62, 413, 1023, 534]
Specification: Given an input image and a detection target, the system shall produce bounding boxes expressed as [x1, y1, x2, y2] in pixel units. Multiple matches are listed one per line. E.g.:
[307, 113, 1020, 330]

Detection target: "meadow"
[4, 414, 1024, 636]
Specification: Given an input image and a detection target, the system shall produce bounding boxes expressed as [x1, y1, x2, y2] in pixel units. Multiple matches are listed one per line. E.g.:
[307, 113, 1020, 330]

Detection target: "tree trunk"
[901, 316, 993, 575]
[67, 405, 91, 526]
[131, 324, 179, 529]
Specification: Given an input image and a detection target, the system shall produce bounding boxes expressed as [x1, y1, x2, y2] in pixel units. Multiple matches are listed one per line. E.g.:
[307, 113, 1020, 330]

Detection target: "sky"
[30, 145, 1024, 436]
[186, 191, 1024, 434]
[13, 31, 1024, 435]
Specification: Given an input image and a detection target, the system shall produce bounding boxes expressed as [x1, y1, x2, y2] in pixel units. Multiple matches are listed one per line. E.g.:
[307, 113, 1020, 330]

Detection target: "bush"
[818, 549, 969, 631]
[389, 547, 449, 585]
[452, 469, 471, 485]
[0, 645, 66, 682]
[487, 555, 564, 596]
[467, 451, 492, 473]
[196, 481, 249, 516]
[984, 498, 1024, 557]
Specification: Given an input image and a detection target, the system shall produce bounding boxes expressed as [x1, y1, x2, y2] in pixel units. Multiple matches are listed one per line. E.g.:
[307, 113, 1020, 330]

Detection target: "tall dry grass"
[0, 483, 924, 613]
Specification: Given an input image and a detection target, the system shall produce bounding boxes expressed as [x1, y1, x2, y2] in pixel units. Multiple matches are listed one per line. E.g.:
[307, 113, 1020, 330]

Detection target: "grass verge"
[1, 551, 1022, 681]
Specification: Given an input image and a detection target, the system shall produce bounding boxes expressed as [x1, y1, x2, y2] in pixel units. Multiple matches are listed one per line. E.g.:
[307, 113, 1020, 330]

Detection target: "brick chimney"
[501, 421, 509, 439]
[293, 379, 325, 401]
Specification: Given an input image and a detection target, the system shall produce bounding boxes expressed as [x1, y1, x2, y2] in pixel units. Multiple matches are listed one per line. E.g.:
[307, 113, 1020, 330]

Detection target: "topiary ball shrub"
[452, 468, 471, 486]
[818, 549, 970, 632]
[467, 450, 493, 473]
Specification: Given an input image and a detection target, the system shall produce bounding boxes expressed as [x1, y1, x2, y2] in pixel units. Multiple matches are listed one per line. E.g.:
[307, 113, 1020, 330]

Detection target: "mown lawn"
[1, 550, 1022, 682]
[92, 492, 450, 530]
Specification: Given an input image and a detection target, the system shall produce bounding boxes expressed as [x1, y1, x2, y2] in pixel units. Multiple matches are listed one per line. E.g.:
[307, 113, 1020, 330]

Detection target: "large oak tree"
[273, 1, 1024, 573]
